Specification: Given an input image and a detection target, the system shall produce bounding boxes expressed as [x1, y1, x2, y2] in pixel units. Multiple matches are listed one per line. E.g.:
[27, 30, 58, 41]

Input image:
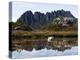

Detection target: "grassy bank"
[12, 30, 78, 39]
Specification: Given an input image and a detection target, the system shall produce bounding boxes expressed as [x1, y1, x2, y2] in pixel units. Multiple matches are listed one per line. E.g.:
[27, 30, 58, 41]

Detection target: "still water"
[11, 37, 78, 59]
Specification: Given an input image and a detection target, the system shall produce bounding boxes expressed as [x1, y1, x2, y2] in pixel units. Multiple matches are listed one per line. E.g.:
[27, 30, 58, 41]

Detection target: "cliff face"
[16, 10, 77, 30]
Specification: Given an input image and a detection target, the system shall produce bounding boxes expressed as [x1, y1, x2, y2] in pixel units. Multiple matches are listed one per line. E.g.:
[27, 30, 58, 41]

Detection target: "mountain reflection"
[12, 37, 77, 51]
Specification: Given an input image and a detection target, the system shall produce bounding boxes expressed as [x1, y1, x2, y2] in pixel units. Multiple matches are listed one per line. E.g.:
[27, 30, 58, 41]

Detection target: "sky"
[11, 1, 78, 22]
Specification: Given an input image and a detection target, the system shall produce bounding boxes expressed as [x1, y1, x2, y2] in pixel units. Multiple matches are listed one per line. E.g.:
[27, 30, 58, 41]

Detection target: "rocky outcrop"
[17, 9, 77, 30]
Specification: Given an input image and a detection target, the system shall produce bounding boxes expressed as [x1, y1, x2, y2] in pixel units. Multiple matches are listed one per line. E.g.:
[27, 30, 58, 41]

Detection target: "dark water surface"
[11, 37, 78, 59]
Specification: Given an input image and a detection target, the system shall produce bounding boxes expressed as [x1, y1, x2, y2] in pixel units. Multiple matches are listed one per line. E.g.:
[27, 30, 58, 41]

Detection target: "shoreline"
[12, 30, 78, 39]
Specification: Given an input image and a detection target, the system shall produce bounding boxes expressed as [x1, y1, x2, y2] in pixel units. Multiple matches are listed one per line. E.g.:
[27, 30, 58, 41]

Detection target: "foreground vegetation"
[12, 30, 77, 39]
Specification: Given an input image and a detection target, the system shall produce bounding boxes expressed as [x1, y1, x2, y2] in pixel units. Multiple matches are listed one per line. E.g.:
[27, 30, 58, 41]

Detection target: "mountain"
[15, 9, 77, 30]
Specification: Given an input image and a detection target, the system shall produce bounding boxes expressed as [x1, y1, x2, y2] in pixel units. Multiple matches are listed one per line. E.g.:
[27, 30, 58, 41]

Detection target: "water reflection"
[11, 37, 78, 58]
[12, 37, 78, 51]
[11, 46, 78, 59]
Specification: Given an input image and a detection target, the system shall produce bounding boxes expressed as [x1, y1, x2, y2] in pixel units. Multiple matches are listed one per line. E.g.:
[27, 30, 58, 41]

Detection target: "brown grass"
[12, 30, 78, 38]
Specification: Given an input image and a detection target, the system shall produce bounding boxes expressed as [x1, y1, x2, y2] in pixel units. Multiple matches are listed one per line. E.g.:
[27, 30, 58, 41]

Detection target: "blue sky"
[12, 1, 78, 22]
